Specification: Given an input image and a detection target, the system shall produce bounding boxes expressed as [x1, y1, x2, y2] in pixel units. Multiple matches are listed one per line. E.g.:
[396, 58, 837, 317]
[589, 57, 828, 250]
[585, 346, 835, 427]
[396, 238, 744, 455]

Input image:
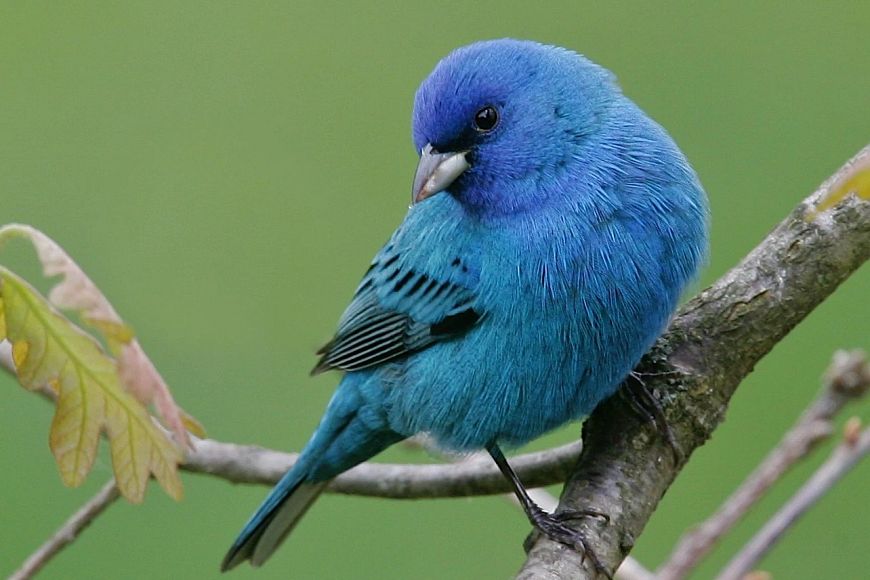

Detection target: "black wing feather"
[312, 249, 480, 375]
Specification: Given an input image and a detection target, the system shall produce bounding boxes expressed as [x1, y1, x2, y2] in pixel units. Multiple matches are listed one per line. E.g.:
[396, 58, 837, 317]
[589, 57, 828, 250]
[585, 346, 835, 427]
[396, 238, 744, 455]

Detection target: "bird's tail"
[221, 465, 328, 571]
[221, 373, 404, 571]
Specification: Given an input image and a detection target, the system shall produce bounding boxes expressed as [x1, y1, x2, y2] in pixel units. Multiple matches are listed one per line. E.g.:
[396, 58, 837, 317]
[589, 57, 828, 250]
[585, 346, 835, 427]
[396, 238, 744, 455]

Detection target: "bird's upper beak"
[412, 144, 470, 204]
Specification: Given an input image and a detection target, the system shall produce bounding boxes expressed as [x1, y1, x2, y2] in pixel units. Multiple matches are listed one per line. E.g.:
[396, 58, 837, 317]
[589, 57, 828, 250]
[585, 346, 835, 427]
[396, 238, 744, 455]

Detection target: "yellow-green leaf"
[0, 223, 200, 448]
[180, 409, 207, 439]
[0, 294, 6, 341]
[809, 147, 870, 218]
[84, 317, 136, 347]
[0, 268, 183, 502]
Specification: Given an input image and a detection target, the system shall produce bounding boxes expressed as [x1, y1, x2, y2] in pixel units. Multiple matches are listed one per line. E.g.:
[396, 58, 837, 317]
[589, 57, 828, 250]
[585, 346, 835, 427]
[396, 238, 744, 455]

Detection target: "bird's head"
[411, 39, 619, 217]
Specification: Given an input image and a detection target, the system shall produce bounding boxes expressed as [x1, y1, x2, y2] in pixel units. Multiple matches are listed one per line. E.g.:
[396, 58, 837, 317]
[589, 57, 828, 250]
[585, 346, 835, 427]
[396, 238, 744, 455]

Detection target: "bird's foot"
[488, 444, 611, 577]
[525, 507, 611, 578]
[623, 371, 685, 465]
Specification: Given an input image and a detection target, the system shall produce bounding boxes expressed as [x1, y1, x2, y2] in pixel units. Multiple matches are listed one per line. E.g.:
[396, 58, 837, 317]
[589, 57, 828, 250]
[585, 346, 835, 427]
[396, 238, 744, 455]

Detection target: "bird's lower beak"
[412, 144, 470, 204]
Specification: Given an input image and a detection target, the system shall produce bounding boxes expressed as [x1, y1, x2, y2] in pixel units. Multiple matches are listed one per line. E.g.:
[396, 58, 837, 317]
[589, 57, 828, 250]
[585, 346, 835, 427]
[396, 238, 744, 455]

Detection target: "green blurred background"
[1, 1, 867, 578]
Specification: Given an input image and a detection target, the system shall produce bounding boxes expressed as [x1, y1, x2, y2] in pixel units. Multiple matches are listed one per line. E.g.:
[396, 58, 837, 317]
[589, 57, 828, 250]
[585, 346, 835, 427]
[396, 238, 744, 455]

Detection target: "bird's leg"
[487, 444, 611, 578]
[622, 371, 684, 465]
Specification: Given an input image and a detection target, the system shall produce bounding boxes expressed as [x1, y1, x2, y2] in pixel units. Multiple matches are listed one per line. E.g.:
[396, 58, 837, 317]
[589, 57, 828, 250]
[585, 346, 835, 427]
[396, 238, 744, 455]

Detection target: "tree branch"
[718, 421, 870, 580]
[9, 479, 120, 580]
[657, 350, 870, 579]
[517, 145, 870, 579]
[183, 437, 582, 498]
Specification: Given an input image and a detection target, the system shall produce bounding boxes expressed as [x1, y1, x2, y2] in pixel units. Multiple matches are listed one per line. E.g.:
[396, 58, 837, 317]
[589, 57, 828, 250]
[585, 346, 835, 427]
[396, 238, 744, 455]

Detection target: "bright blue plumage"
[222, 39, 708, 571]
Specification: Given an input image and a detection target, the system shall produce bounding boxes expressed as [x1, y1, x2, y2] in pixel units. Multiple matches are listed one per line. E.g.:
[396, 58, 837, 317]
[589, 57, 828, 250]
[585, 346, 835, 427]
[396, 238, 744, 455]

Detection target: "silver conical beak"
[411, 144, 470, 204]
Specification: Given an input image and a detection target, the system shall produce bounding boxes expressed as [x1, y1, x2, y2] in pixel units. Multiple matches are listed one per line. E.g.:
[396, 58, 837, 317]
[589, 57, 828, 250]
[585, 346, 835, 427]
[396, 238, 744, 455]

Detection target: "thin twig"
[184, 437, 582, 498]
[718, 425, 870, 580]
[9, 479, 120, 580]
[616, 558, 657, 580]
[657, 350, 870, 579]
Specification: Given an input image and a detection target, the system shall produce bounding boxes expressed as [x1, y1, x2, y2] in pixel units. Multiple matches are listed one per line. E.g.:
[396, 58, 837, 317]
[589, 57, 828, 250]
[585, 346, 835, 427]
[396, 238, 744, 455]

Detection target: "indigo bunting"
[222, 38, 708, 571]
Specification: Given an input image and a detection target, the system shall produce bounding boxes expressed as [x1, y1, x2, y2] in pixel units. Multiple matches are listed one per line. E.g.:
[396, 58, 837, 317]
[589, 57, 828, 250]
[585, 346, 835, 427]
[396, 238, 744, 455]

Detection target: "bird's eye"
[473, 106, 499, 132]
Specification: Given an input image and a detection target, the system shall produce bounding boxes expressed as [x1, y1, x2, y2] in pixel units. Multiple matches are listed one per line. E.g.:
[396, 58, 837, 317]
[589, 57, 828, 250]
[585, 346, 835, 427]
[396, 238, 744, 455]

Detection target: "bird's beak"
[412, 144, 470, 204]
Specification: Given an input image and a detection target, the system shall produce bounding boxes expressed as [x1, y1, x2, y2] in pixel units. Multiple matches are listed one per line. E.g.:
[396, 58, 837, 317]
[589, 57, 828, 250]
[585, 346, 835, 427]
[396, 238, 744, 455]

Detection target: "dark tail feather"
[221, 469, 328, 571]
[222, 372, 406, 571]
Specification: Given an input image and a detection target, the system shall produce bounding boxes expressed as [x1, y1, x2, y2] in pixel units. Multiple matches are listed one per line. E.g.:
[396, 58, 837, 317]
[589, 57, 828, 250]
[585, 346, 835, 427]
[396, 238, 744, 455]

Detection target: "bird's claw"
[623, 371, 685, 465]
[527, 508, 612, 578]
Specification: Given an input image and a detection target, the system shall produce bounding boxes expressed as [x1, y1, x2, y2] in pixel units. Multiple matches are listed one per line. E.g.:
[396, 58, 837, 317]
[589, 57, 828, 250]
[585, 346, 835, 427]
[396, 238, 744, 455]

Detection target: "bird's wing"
[312, 243, 480, 374]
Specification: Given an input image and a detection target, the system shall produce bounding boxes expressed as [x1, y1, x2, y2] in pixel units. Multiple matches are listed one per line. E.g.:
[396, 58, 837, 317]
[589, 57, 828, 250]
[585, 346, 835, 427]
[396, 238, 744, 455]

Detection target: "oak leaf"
[0, 224, 201, 501]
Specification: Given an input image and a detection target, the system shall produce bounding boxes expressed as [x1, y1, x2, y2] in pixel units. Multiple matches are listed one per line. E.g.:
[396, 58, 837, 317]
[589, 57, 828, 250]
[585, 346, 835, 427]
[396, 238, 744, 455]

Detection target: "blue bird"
[222, 38, 708, 572]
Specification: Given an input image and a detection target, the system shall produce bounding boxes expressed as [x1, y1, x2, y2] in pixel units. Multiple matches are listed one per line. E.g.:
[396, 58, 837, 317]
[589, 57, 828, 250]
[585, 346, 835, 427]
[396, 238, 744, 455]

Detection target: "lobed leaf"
[0, 224, 198, 502]
[0, 269, 183, 502]
[0, 224, 200, 447]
